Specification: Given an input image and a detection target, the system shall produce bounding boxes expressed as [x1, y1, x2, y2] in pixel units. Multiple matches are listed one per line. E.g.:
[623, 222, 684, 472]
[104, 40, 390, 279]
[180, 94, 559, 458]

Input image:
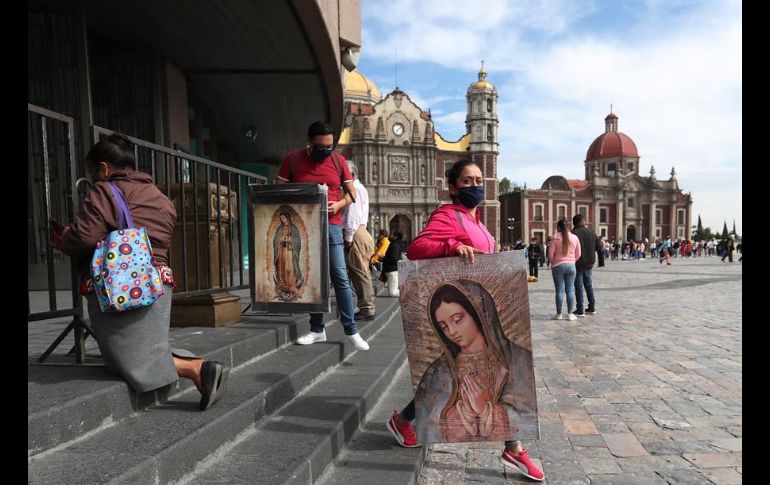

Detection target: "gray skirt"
[86, 285, 197, 393]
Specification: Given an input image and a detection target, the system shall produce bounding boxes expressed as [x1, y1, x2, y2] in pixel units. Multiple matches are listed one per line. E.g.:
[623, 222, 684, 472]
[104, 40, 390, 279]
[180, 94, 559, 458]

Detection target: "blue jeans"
[310, 224, 359, 336]
[551, 263, 576, 314]
[574, 267, 595, 313]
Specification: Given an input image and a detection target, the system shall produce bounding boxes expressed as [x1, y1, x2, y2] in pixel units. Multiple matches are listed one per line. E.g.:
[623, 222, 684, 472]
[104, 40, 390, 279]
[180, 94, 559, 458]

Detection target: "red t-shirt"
[277, 148, 353, 226]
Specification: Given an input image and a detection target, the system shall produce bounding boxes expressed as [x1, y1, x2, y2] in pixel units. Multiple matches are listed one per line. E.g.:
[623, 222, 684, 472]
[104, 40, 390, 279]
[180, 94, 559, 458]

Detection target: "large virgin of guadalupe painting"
[273, 210, 305, 301]
[248, 183, 330, 313]
[398, 251, 538, 444]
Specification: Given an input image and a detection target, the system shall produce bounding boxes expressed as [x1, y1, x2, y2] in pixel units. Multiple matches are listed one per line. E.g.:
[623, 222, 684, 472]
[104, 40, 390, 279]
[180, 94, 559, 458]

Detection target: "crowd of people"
[596, 235, 741, 263]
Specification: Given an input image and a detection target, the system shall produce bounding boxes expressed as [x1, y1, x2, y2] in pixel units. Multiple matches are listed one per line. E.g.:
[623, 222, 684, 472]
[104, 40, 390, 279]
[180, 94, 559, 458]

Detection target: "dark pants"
[574, 267, 596, 313]
[529, 260, 539, 278]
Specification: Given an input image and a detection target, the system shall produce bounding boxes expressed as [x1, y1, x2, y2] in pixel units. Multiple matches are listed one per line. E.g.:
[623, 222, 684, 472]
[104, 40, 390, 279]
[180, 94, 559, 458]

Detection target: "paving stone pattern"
[419, 257, 741, 485]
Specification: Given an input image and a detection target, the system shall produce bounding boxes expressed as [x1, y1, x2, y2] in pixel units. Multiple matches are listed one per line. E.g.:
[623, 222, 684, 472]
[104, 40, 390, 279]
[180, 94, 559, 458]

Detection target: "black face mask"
[457, 185, 484, 208]
[308, 144, 333, 161]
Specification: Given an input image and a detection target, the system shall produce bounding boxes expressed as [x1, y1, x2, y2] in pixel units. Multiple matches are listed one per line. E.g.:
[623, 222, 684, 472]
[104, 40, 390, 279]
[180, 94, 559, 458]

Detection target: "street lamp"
[507, 217, 516, 245]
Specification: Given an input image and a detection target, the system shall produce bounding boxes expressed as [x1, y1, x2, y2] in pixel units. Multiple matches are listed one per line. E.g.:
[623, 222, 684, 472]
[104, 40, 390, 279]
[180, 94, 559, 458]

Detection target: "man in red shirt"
[276, 121, 370, 351]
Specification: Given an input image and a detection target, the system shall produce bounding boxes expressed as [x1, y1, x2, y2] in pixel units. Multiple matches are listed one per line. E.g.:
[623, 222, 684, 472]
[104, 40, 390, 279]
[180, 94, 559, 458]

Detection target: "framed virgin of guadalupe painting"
[248, 183, 330, 313]
[397, 250, 539, 444]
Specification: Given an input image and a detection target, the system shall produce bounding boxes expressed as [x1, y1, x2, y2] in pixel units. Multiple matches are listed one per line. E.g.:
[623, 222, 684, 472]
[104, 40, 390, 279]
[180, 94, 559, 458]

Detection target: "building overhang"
[84, 0, 346, 162]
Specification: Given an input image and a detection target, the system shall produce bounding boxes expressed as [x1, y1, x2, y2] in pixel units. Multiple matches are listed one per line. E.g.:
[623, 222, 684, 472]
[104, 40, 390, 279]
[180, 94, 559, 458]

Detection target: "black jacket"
[382, 239, 406, 272]
[571, 224, 598, 270]
[527, 243, 542, 261]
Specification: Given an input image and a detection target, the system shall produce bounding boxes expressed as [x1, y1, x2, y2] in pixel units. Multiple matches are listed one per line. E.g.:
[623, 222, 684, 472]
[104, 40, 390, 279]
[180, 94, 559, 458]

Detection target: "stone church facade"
[336, 65, 500, 244]
[500, 113, 693, 245]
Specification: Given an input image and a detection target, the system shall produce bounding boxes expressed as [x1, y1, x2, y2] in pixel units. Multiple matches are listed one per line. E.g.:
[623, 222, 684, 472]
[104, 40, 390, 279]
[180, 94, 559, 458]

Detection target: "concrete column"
[523, 194, 529, 241]
[74, 0, 93, 166]
[616, 200, 624, 241]
[670, 204, 676, 239]
[650, 200, 657, 240]
[594, 199, 601, 232]
[548, 197, 553, 233]
[163, 61, 190, 149]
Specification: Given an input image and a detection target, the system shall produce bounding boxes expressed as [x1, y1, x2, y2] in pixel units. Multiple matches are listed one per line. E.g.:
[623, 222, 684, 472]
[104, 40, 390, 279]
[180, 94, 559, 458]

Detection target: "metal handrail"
[91, 125, 268, 297]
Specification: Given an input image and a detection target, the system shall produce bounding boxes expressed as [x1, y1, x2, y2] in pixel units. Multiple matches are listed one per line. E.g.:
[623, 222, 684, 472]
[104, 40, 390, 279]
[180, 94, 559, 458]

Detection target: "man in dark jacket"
[571, 214, 598, 316]
[526, 238, 542, 278]
[381, 230, 406, 297]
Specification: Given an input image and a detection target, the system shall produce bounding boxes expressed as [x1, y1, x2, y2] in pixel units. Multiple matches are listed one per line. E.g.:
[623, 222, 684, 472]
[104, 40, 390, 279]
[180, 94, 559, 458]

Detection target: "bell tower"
[465, 61, 500, 247]
[466, 61, 499, 153]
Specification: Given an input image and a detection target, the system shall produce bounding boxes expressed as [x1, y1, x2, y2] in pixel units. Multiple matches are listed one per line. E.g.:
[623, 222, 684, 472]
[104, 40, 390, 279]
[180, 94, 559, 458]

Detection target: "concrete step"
[28, 279, 392, 457]
[180, 301, 409, 485]
[316, 361, 426, 485]
[28, 296, 402, 485]
[28, 312, 307, 457]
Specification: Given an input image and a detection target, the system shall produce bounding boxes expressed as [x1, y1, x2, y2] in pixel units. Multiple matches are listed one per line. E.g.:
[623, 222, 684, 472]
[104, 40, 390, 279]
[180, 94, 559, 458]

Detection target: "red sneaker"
[386, 411, 421, 448]
[500, 448, 544, 481]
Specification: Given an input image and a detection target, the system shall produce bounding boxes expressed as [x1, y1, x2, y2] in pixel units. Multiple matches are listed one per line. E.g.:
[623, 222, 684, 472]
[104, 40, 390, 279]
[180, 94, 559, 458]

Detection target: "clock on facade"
[392, 123, 404, 136]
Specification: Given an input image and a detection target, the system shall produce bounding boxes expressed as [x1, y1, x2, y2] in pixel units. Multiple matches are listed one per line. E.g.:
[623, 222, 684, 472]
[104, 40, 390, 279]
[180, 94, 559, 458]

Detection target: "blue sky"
[358, 0, 741, 235]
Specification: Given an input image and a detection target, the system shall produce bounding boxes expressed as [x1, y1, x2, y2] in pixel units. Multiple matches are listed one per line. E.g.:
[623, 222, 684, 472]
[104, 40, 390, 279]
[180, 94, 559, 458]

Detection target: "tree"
[695, 214, 704, 241]
[499, 177, 511, 195]
[732, 220, 739, 239]
[721, 221, 729, 240]
[498, 177, 524, 195]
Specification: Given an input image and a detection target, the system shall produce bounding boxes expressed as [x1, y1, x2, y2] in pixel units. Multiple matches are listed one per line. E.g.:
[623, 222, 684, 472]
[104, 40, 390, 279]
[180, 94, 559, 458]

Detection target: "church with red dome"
[500, 112, 693, 244]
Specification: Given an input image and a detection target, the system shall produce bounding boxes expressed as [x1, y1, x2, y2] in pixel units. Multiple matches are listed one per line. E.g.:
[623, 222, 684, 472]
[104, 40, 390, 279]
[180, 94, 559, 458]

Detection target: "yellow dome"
[472, 80, 494, 90]
[470, 61, 494, 91]
[344, 71, 381, 103]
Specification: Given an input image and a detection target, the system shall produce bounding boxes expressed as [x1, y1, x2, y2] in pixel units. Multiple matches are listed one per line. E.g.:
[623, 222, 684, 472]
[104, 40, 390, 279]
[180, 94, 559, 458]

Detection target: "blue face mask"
[457, 185, 484, 208]
[309, 144, 333, 161]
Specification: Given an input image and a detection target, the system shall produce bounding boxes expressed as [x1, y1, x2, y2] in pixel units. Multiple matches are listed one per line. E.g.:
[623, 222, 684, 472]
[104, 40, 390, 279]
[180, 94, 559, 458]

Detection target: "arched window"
[487, 124, 493, 141]
[486, 98, 492, 112]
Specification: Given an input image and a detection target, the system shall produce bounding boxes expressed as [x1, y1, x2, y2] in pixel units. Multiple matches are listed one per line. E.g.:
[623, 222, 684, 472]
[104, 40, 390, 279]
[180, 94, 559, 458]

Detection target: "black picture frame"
[248, 183, 330, 313]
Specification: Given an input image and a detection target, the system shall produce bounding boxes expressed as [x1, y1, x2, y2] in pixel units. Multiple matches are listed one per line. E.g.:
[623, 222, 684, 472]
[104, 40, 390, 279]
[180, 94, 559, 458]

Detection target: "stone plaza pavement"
[419, 257, 742, 485]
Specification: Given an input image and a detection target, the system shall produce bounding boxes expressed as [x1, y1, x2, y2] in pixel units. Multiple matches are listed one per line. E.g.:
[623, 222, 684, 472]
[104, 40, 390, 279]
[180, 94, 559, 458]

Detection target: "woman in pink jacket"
[385, 160, 545, 482]
[547, 219, 581, 320]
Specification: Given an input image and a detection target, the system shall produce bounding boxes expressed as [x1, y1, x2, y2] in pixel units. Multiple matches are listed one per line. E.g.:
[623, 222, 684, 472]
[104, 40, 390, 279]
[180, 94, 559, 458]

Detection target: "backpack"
[90, 182, 165, 312]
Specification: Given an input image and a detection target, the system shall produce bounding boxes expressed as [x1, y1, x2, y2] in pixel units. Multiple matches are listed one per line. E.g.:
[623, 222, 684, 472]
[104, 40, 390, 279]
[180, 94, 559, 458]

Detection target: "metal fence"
[28, 103, 268, 364]
[91, 126, 267, 297]
[28, 103, 87, 363]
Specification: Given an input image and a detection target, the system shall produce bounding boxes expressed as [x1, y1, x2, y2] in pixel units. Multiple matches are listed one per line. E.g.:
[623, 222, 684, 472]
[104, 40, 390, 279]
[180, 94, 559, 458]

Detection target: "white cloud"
[361, 0, 742, 233]
[404, 90, 455, 112]
[432, 111, 467, 136]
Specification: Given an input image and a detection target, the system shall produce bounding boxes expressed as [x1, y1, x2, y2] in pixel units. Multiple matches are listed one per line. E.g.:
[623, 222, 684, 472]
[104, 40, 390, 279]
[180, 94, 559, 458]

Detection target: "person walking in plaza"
[276, 121, 369, 351]
[721, 236, 735, 262]
[659, 236, 672, 265]
[385, 159, 545, 482]
[571, 214, 597, 317]
[51, 133, 229, 410]
[596, 235, 606, 267]
[527, 237, 542, 279]
[547, 218, 581, 320]
[539, 240, 546, 267]
[342, 160, 376, 321]
[381, 230, 406, 297]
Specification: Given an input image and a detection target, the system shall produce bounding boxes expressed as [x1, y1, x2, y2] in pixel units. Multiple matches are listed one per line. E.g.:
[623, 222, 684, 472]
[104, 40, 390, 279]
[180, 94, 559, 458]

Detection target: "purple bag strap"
[108, 182, 134, 229]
